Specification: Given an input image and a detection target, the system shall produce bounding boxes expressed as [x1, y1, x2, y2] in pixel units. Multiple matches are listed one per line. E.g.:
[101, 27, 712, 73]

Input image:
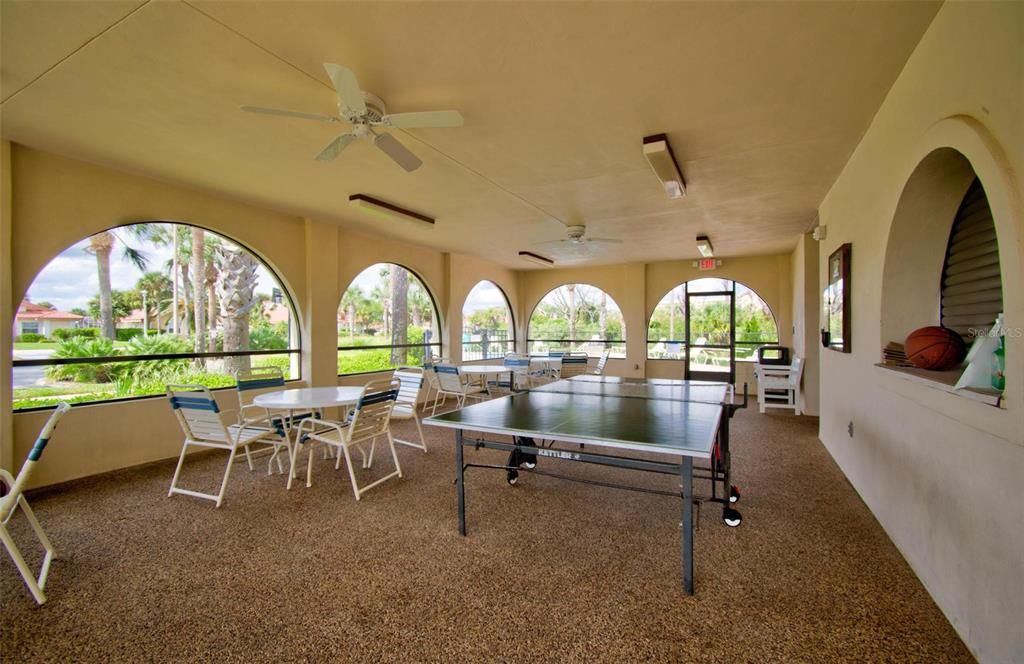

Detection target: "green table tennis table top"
[424, 376, 724, 459]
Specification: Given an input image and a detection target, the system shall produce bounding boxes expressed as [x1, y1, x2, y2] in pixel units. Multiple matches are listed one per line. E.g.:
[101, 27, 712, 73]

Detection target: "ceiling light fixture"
[642, 133, 686, 199]
[696, 235, 714, 258]
[348, 194, 435, 225]
[518, 251, 555, 267]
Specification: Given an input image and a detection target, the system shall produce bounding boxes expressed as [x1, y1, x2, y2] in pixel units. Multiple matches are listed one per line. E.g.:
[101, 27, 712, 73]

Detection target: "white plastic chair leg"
[168, 440, 190, 497]
[1, 473, 55, 605]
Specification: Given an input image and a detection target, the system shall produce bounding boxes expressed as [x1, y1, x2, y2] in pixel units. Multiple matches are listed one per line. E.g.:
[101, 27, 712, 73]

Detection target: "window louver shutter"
[941, 178, 1002, 338]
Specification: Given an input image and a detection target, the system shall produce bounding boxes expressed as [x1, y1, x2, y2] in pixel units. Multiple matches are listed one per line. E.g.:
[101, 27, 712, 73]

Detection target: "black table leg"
[456, 429, 466, 536]
[681, 456, 694, 594]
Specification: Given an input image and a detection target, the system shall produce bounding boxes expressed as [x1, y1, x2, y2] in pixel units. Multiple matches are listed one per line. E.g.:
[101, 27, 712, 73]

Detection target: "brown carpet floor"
[1, 404, 973, 663]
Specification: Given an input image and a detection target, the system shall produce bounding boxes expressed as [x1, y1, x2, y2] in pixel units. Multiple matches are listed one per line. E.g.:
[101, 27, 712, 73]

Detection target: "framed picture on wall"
[822, 243, 851, 353]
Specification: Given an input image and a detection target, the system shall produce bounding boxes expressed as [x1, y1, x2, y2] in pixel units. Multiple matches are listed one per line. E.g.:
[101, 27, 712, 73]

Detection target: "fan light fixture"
[642, 134, 686, 199]
[696, 235, 714, 258]
[518, 251, 555, 267]
[348, 194, 434, 225]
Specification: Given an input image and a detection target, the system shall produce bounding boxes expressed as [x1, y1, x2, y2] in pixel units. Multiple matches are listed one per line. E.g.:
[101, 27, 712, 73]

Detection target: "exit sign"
[698, 258, 718, 271]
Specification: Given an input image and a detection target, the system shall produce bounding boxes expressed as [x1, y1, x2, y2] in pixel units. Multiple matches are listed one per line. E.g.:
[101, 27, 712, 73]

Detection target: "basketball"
[904, 326, 967, 371]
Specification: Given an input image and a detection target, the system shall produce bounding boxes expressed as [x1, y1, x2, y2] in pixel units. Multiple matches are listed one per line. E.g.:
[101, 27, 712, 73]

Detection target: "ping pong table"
[423, 375, 746, 594]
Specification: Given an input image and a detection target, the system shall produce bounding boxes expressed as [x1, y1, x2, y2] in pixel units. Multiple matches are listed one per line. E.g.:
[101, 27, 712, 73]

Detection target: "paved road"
[12, 349, 52, 388]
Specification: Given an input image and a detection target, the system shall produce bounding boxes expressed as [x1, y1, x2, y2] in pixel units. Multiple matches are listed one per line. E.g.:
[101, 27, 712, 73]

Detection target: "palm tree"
[216, 244, 260, 375]
[390, 266, 409, 365]
[190, 228, 206, 357]
[83, 226, 154, 339]
[135, 271, 172, 332]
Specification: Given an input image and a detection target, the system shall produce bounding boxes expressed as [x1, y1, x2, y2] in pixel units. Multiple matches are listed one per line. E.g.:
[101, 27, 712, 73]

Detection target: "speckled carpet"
[1, 404, 972, 662]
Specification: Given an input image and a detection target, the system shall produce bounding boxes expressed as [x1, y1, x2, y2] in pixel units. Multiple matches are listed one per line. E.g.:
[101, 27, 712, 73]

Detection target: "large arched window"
[647, 279, 778, 363]
[462, 280, 515, 361]
[527, 284, 625, 357]
[12, 222, 300, 410]
[337, 263, 441, 374]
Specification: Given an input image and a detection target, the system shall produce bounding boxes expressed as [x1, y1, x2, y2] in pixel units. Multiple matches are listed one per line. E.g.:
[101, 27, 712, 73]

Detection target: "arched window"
[527, 284, 625, 357]
[462, 281, 515, 361]
[12, 222, 300, 410]
[337, 263, 440, 374]
[647, 279, 778, 363]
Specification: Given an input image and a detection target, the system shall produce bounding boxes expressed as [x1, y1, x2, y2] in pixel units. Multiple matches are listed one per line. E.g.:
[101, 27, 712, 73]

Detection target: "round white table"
[253, 386, 365, 410]
[458, 364, 511, 376]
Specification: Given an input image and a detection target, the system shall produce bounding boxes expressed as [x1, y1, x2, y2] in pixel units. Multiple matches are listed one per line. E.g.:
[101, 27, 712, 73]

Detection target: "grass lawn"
[13, 342, 61, 350]
[14, 384, 116, 398]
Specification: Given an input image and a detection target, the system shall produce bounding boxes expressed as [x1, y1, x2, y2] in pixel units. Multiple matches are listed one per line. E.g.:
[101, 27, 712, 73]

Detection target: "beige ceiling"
[0, 1, 939, 268]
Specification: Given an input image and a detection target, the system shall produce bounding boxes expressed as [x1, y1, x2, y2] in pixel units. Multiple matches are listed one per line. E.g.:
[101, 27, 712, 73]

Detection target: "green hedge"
[116, 328, 145, 342]
[17, 333, 48, 343]
[53, 327, 99, 340]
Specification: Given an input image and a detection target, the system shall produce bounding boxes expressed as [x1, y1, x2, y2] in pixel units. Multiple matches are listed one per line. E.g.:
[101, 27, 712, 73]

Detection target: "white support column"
[301, 219, 340, 388]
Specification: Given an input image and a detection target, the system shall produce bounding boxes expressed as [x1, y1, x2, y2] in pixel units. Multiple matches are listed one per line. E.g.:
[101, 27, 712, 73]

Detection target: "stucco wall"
[791, 233, 820, 416]
[815, 3, 1023, 661]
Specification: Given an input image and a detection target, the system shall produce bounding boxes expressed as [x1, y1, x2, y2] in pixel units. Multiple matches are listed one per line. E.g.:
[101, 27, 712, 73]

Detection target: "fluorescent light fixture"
[696, 235, 714, 258]
[642, 133, 686, 199]
[518, 251, 554, 267]
[348, 194, 434, 225]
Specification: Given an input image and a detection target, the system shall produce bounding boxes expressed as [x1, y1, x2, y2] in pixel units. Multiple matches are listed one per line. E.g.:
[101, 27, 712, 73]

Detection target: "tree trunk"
[217, 246, 259, 376]
[567, 283, 577, 344]
[191, 228, 206, 359]
[599, 290, 608, 339]
[89, 232, 117, 340]
[206, 262, 218, 350]
[348, 302, 356, 341]
[171, 231, 179, 335]
[390, 266, 408, 365]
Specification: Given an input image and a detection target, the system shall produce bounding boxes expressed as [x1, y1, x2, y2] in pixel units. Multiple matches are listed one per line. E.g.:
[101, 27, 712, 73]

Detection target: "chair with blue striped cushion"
[590, 349, 611, 375]
[1, 403, 70, 604]
[291, 379, 403, 500]
[167, 385, 289, 508]
[559, 353, 592, 379]
[234, 367, 298, 474]
[488, 353, 533, 394]
[431, 364, 489, 415]
[390, 366, 427, 452]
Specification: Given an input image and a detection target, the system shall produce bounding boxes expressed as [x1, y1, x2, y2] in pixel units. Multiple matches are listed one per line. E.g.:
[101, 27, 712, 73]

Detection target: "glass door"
[685, 290, 735, 382]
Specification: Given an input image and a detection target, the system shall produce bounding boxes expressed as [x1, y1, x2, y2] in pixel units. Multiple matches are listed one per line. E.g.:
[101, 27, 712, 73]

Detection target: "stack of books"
[882, 342, 915, 368]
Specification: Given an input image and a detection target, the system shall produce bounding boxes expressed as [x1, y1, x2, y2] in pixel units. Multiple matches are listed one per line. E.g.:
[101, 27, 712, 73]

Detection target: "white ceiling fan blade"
[241, 106, 340, 123]
[374, 133, 422, 172]
[382, 110, 464, 128]
[323, 63, 367, 117]
[315, 134, 357, 162]
[586, 237, 623, 245]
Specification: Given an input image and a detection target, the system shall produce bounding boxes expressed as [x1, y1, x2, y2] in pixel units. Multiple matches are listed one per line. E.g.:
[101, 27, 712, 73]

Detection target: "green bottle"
[992, 336, 1005, 391]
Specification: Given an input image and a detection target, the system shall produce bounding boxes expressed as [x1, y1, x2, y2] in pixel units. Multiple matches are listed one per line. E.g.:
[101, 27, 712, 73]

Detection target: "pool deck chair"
[167, 385, 289, 507]
[559, 353, 591, 379]
[431, 364, 489, 415]
[1, 403, 71, 604]
[391, 366, 428, 452]
[291, 379, 403, 500]
[422, 356, 449, 414]
[591, 349, 611, 375]
[234, 367, 297, 474]
[755, 357, 805, 416]
[489, 354, 533, 394]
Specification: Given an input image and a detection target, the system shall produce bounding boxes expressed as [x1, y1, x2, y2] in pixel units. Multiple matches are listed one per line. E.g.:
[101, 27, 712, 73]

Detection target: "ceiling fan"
[241, 63, 464, 172]
[535, 225, 622, 261]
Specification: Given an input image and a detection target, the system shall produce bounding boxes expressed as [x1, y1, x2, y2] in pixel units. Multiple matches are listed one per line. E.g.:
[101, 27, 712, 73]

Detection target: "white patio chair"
[1, 403, 70, 604]
[167, 385, 290, 507]
[422, 355, 449, 413]
[590, 349, 611, 375]
[559, 352, 591, 379]
[487, 354, 533, 394]
[391, 366, 427, 452]
[755, 356, 805, 416]
[234, 367, 301, 474]
[290, 379, 403, 500]
[431, 364, 489, 415]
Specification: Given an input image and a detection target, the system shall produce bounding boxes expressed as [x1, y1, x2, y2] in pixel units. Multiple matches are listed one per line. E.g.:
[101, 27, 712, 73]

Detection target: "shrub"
[18, 333, 47, 343]
[118, 334, 192, 382]
[252, 355, 291, 374]
[338, 349, 392, 374]
[116, 328, 145, 342]
[250, 322, 288, 350]
[45, 337, 120, 383]
[53, 327, 99, 340]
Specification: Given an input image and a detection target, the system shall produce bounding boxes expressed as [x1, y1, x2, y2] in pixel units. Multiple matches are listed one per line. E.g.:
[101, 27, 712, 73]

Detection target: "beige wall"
[790, 233, 820, 416]
[3, 146, 517, 486]
[815, 3, 1023, 661]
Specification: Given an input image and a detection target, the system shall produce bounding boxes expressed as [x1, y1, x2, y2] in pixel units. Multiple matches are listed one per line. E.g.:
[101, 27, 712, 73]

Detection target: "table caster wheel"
[730, 485, 741, 503]
[507, 469, 519, 486]
[722, 507, 742, 527]
[522, 461, 536, 469]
